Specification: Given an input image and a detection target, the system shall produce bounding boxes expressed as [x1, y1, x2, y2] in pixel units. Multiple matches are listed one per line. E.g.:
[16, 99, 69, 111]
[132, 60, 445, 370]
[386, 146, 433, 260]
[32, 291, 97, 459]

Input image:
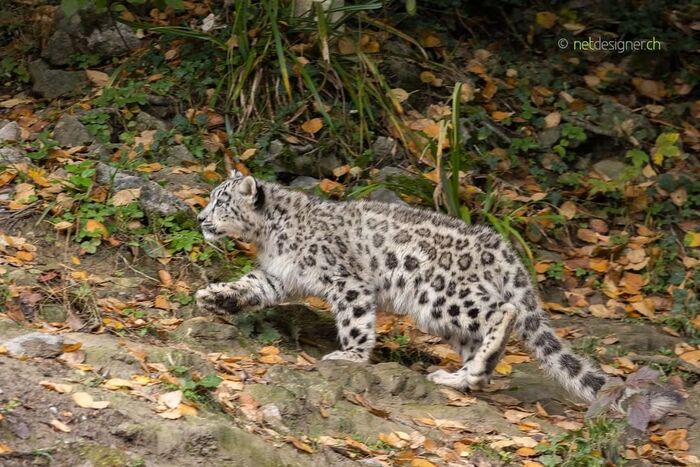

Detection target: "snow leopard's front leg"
[322, 285, 377, 363]
[196, 269, 285, 315]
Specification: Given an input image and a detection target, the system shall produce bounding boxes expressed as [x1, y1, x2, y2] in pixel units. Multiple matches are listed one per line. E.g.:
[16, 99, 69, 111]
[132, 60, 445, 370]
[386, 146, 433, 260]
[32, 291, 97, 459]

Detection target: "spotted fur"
[196, 172, 609, 402]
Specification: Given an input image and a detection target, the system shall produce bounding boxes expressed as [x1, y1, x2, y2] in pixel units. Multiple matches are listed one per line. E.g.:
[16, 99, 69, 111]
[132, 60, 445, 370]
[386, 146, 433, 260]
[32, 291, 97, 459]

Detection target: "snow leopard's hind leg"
[322, 282, 377, 363]
[428, 303, 516, 391]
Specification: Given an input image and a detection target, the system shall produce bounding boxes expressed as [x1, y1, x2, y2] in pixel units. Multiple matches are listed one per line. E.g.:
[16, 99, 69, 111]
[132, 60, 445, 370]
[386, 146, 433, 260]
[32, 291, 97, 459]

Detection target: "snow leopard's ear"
[238, 176, 265, 209]
[229, 169, 244, 179]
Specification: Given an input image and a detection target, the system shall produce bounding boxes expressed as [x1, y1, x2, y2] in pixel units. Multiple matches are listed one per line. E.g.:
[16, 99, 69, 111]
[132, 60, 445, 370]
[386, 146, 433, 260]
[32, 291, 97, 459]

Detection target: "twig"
[561, 115, 618, 138]
[119, 255, 160, 283]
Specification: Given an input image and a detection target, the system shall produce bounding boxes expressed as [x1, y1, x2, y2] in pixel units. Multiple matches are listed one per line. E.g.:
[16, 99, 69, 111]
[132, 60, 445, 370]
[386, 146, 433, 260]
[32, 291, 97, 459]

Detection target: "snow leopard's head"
[197, 170, 265, 242]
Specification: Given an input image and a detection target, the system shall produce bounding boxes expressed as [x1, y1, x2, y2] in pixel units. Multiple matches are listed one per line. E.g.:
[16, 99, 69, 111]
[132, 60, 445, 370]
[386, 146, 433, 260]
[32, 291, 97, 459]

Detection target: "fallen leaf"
[40, 381, 73, 394]
[679, 350, 700, 367]
[72, 392, 110, 409]
[410, 460, 436, 467]
[50, 419, 72, 433]
[102, 378, 136, 390]
[662, 429, 689, 450]
[85, 219, 109, 239]
[536, 11, 558, 29]
[516, 447, 537, 457]
[318, 179, 344, 194]
[495, 361, 512, 375]
[136, 162, 162, 173]
[154, 295, 171, 310]
[158, 408, 182, 419]
[287, 436, 315, 454]
[86, 70, 110, 87]
[158, 390, 183, 409]
[544, 112, 561, 128]
[0, 442, 12, 453]
[111, 188, 141, 206]
[301, 118, 323, 135]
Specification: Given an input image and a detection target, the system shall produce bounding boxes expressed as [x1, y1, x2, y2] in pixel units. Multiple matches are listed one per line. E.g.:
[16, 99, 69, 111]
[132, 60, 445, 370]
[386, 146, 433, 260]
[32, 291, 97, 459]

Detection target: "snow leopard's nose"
[197, 212, 206, 223]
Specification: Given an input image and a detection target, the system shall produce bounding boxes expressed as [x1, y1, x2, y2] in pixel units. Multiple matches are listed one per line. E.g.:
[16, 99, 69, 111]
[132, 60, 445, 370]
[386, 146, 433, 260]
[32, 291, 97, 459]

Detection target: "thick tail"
[513, 298, 681, 420]
[514, 303, 606, 402]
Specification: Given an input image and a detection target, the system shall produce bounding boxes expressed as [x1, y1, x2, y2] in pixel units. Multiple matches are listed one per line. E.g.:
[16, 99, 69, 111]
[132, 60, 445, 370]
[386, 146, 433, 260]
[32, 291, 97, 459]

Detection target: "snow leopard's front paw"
[195, 285, 240, 315]
[321, 350, 369, 363]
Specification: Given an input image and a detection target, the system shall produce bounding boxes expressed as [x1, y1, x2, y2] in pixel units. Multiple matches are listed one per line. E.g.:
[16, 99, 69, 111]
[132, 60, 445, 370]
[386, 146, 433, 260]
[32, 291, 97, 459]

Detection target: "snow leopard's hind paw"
[321, 350, 369, 363]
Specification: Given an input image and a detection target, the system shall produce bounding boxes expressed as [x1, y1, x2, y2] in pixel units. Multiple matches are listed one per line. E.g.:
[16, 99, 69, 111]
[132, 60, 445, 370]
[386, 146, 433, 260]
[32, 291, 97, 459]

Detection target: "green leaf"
[61, 0, 84, 16]
[198, 374, 222, 389]
[626, 149, 648, 169]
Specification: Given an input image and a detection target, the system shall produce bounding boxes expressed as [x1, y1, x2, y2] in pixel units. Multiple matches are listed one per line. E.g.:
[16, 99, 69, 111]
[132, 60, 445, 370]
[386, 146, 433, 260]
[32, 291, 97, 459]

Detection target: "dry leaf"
[154, 295, 171, 310]
[85, 219, 109, 239]
[158, 390, 183, 409]
[301, 118, 323, 135]
[50, 419, 72, 433]
[72, 392, 110, 409]
[111, 188, 141, 206]
[536, 11, 558, 29]
[544, 111, 561, 128]
[662, 429, 689, 451]
[40, 381, 73, 394]
[287, 436, 315, 454]
[86, 70, 110, 87]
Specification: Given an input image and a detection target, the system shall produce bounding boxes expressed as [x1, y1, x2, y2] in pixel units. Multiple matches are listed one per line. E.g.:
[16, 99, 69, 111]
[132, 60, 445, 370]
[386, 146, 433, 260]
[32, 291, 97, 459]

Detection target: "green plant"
[536, 417, 626, 466]
[182, 373, 222, 403]
[80, 111, 112, 144]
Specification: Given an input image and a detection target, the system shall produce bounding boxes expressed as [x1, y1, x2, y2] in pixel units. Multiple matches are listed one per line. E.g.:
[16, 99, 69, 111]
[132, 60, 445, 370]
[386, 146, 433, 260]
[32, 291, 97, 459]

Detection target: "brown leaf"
[632, 77, 667, 101]
[544, 111, 561, 128]
[111, 188, 141, 206]
[301, 118, 323, 135]
[536, 11, 558, 29]
[85, 219, 109, 239]
[86, 70, 110, 88]
[40, 381, 74, 394]
[287, 436, 315, 454]
[662, 429, 689, 450]
[318, 179, 345, 194]
[50, 419, 72, 433]
[72, 392, 110, 409]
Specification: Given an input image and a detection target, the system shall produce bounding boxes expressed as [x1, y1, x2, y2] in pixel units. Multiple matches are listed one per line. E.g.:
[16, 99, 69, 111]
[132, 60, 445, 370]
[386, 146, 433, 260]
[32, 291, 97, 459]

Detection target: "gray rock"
[85, 143, 111, 160]
[42, 6, 140, 67]
[3, 332, 64, 358]
[371, 136, 397, 159]
[53, 114, 95, 147]
[95, 162, 190, 216]
[538, 127, 561, 148]
[135, 111, 169, 132]
[375, 165, 404, 181]
[0, 147, 30, 165]
[28, 59, 88, 99]
[289, 176, 319, 191]
[0, 122, 21, 143]
[39, 304, 68, 323]
[165, 144, 195, 165]
[592, 159, 627, 181]
[367, 188, 407, 206]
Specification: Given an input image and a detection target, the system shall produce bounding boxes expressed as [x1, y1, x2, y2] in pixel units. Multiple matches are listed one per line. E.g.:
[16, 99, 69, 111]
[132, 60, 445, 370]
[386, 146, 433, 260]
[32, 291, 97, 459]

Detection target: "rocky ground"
[0, 218, 698, 466]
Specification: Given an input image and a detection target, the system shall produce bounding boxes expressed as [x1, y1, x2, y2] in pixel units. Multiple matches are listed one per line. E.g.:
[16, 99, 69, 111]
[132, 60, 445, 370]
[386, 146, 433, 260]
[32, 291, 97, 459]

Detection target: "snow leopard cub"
[196, 171, 610, 402]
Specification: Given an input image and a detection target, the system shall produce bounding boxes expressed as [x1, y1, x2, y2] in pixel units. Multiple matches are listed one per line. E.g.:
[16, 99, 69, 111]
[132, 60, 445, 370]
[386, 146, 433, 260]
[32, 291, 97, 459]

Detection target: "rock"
[0, 122, 21, 143]
[3, 332, 64, 358]
[685, 383, 700, 458]
[367, 188, 407, 206]
[53, 114, 95, 147]
[28, 59, 88, 99]
[135, 111, 169, 132]
[289, 176, 320, 191]
[375, 166, 405, 181]
[165, 144, 196, 165]
[42, 6, 140, 67]
[371, 136, 398, 160]
[39, 303, 68, 323]
[85, 143, 111, 160]
[0, 147, 30, 165]
[172, 317, 249, 354]
[538, 127, 561, 148]
[592, 159, 629, 181]
[95, 162, 190, 217]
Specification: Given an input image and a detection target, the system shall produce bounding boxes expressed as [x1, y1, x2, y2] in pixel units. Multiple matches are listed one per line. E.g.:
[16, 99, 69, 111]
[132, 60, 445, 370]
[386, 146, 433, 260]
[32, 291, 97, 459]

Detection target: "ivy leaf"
[198, 374, 222, 389]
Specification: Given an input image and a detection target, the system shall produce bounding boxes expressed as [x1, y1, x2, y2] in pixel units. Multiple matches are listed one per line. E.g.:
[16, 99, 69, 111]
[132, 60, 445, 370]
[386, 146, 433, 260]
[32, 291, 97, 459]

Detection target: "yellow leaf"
[259, 354, 285, 365]
[136, 162, 162, 173]
[516, 447, 537, 457]
[301, 118, 323, 135]
[259, 346, 280, 355]
[684, 232, 700, 248]
[287, 436, 315, 454]
[158, 269, 173, 287]
[85, 219, 109, 238]
[536, 11, 558, 29]
[102, 378, 136, 390]
[240, 148, 257, 161]
[679, 350, 700, 367]
[27, 168, 52, 187]
[62, 342, 82, 353]
[0, 442, 13, 453]
[53, 221, 74, 231]
[420, 71, 436, 84]
[495, 361, 512, 375]
[0, 346, 7, 355]
[71, 271, 89, 281]
[178, 403, 198, 417]
[411, 459, 437, 467]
